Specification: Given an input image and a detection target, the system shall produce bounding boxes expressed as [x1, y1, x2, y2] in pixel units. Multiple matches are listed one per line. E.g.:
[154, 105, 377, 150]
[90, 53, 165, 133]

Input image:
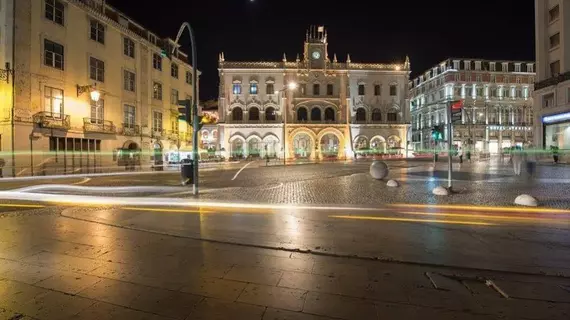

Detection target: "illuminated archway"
[316, 127, 345, 159]
[289, 128, 317, 160]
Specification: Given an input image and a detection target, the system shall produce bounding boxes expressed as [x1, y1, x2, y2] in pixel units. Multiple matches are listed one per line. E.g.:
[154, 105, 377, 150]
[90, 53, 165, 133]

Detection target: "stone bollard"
[370, 161, 388, 180]
[432, 186, 449, 196]
[514, 194, 538, 207]
[386, 180, 399, 187]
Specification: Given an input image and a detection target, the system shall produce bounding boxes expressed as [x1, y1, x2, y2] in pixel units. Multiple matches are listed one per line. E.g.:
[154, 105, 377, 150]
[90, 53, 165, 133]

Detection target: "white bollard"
[386, 180, 399, 187]
[514, 194, 538, 207]
[432, 186, 449, 196]
[370, 161, 389, 180]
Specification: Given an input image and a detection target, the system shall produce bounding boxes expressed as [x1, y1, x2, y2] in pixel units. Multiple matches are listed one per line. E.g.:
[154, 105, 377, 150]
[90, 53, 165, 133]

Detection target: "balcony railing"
[166, 130, 180, 140]
[83, 118, 116, 133]
[33, 111, 71, 129]
[120, 124, 141, 136]
[534, 71, 570, 90]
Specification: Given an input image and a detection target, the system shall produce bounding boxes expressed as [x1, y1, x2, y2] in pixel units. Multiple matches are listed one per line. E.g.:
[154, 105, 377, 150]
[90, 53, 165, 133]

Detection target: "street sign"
[450, 100, 463, 124]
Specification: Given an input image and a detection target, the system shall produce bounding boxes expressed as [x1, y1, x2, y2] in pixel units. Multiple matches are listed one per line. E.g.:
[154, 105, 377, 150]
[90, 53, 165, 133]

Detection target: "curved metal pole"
[173, 22, 199, 195]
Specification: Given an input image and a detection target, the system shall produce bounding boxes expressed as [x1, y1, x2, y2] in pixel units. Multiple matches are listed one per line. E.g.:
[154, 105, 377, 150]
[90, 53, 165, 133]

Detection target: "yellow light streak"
[122, 207, 210, 214]
[329, 215, 496, 226]
[0, 204, 45, 208]
[400, 211, 569, 224]
[391, 204, 570, 214]
[121, 206, 274, 215]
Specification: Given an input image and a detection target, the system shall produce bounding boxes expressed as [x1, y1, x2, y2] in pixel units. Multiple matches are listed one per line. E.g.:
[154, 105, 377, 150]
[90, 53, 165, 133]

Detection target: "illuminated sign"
[543, 112, 570, 124]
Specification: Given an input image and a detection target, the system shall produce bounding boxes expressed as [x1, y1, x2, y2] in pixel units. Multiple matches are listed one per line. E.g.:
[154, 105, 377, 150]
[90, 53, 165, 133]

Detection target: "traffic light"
[431, 125, 444, 141]
[177, 99, 191, 123]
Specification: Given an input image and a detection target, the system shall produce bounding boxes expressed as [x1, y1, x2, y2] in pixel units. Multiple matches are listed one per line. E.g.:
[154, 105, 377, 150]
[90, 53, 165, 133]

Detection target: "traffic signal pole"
[446, 100, 453, 189]
[173, 22, 199, 195]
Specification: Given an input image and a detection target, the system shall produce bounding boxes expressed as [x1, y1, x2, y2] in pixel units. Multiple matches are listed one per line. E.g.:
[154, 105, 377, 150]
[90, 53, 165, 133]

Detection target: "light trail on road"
[232, 161, 254, 180]
[391, 203, 570, 214]
[0, 203, 45, 208]
[400, 211, 570, 225]
[329, 215, 497, 226]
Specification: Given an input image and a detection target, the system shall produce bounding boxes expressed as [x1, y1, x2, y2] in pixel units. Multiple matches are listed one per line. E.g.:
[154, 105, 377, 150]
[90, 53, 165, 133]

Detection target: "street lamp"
[172, 22, 199, 195]
[276, 82, 297, 165]
[77, 84, 100, 102]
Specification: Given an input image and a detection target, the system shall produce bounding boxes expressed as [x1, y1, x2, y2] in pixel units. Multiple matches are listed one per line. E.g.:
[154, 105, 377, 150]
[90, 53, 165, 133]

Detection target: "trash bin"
[180, 159, 193, 185]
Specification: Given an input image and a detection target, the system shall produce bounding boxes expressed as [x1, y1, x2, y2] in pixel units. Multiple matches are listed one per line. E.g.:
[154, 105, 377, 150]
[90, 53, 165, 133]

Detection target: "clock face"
[312, 51, 321, 59]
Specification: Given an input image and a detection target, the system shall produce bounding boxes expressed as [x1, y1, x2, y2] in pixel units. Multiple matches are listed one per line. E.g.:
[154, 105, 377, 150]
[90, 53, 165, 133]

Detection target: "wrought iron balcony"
[120, 124, 141, 136]
[33, 112, 70, 129]
[166, 130, 180, 140]
[83, 118, 116, 133]
[534, 71, 570, 90]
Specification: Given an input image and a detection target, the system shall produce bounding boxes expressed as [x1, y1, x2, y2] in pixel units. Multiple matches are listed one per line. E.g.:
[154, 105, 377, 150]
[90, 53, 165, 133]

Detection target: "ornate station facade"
[216, 26, 411, 161]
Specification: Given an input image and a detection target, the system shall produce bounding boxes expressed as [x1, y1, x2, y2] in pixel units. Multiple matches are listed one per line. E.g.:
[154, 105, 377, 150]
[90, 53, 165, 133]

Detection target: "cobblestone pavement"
[0, 211, 569, 320]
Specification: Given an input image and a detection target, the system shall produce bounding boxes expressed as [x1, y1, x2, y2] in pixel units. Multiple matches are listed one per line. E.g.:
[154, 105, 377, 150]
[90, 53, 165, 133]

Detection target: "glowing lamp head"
[287, 82, 298, 90]
[274, 90, 279, 95]
[90, 88, 101, 102]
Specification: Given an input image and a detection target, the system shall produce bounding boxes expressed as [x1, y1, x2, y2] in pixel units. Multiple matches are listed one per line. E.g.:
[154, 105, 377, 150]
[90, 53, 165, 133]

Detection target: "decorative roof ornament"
[404, 55, 410, 70]
[283, 53, 287, 62]
[333, 53, 338, 63]
[347, 54, 351, 63]
[296, 54, 300, 62]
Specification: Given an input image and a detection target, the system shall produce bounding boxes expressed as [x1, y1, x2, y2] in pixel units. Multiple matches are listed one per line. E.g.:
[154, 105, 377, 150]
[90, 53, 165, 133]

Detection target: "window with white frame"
[527, 64, 534, 73]
[453, 61, 460, 69]
[89, 57, 104, 82]
[123, 70, 135, 92]
[152, 111, 162, 132]
[171, 89, 179, 105]
[44, 86, 63, 115]
[45, 0, 64, 25]
[44, 39, 64, 70]
[90, 99, 104, 123]
[185, 71, 192, 85]
[514, 64, 521, 72]
[464, 61, 471, 70]
[124, 105, 136, 128]
[153, 82, 162, 100]
[490, 62, 496, 71]
[475, 61, 481, 70]
[171, 63, 179, 78]
[153, 53, 162, 70]
[123, 37, 135, 58]
[90, 20, 105, 44]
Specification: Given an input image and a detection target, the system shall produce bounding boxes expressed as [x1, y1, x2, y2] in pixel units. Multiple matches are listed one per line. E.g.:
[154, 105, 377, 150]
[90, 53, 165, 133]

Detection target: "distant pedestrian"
[525, 145, 537, 177]
[512, 147, 523, 176]
[552, 146, 559, 164]
[466, 150, 471, 163]
[458, 148, 463, 164]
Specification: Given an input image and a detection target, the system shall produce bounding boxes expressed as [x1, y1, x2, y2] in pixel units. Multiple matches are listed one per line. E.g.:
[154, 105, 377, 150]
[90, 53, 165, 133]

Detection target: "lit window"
[153, 53, 162, 70]
[232, 83, 242, 95]
[153, 82, 162, 100]
[250, 83, 258, 94]
[44, 86, 63, 115]
[123, 70, 135, 92]
[185, 71, 192, 85]
[171, 63, 179, 78]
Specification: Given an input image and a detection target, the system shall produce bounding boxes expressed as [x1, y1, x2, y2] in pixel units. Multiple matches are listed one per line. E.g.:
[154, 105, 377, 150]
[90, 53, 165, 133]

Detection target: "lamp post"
[172, 22, 199, 195]
[276, 82, 297, 165]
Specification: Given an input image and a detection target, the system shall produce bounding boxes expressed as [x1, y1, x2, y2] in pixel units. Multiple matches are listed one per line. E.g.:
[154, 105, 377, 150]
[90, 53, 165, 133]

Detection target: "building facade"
[0, 0, 198, 176]
[217, 26, 410, 161]
[409, 58, 535, 154]
[534, 0, 570, 150]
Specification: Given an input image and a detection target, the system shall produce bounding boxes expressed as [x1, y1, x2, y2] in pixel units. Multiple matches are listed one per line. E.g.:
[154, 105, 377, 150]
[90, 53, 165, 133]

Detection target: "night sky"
[106, 0, 536, 100]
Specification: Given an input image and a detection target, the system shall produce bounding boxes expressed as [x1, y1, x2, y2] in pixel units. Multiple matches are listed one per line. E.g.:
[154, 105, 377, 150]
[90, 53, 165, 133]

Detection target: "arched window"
[356, 108, 366, 122]
[372, 108, 382, 122]
[265, 107, 276, 121]
[297, 107, 308, 121]
[324, 108, 335, 121]
[311, 107, 321, 121]
[249, 107, 260, 121]
[232, 107, 243, 121]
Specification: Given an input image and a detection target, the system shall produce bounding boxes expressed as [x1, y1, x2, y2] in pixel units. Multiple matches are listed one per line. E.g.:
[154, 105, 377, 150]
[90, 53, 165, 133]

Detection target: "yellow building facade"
[0, 0, 197, 176]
